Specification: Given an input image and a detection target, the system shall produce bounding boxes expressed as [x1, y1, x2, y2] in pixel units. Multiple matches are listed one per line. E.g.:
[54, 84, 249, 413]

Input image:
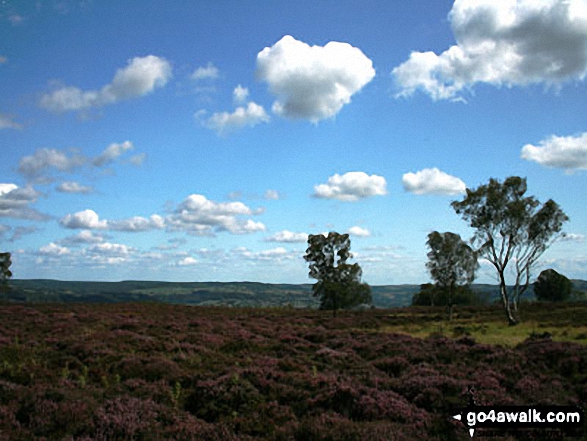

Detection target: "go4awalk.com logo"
[452, 405, 585, 438]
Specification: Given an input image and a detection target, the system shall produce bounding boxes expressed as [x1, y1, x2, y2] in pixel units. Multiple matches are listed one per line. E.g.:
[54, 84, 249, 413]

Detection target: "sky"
[1, 0, 587, 285]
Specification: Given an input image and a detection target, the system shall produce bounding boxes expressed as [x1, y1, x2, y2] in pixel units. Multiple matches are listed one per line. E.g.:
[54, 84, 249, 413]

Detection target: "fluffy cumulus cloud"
[313, 172, 387, 202]
[39, 242, 70, 256]
[233, 85, 249, 103]
[60, 209, 108, 229]
[203, 101, 270, 135]
[18, 148, 85, 180]
[167, 194, 266, 236]
[393, 0, 587, 100]
[266, 230, 308, 243]
[256, 35, 376, 122]
[0, 183, 48, 220]
[40, 55, 172, 112]
[59, 209, 164, 232]
[402, 168, 466, 195]
[56, 181, 94, 194]
[348, 226, 371, 237]
[521, 133, 587, 172]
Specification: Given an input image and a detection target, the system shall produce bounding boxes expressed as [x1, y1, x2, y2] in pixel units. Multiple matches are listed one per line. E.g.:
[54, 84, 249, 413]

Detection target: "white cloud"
[0, 184, 48, 220]
[178, 256, 198, 266]
[39, 242, 70, 256]
[40, 55, 172, 112]
[348, 226, 371, 237]
[257, 35, 375, 122]
[167, 194, 266, 236]
[263, 189, 281, 200]
[192, 62, 219, 80]
[402, 168, 466, 195]
[521, 133, 587, 172]
[392, 0, 587, 100]
[108, 215, 165, 232]
[60, 209, 164, 232]
[266, 230, 308, 243]
[60, 230, 106, 246]
[0, 113, 22, 130]
[88, 242, 131, 256]
[18, 148, 85, 179]
[234, 246, 295, 262]
[92, 141, 134, 167]
[233, 84, 249, 103]
[313, 171, 387, 201]
[56, 181, 94, 194]
[203, 101, 270, 135]
[60, 209, 108, 229]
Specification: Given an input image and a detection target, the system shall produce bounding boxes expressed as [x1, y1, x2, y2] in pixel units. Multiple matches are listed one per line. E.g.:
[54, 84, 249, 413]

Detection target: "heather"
[1, 302, 586, 440]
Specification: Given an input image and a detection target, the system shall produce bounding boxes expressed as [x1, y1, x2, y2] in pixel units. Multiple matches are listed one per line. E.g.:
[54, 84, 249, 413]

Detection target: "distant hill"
[3, 278, 586, 308]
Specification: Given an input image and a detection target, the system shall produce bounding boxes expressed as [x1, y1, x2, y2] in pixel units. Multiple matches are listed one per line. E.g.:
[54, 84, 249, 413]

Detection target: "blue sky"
[1, 0, 586, 285]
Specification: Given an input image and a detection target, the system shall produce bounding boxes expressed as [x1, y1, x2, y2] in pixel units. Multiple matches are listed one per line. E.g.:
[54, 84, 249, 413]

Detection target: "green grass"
[378, 302, 587, 347]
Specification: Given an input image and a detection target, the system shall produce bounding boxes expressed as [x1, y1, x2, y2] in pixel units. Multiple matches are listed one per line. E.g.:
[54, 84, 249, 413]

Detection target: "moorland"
[1, 300, 586, 440]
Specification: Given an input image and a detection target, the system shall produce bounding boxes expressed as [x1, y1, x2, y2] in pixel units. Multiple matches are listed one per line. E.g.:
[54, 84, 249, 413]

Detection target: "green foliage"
[0, 252, 12, 294]
[304, 232, 372, 315]
[534, 269, 573, 302]
[451, 176, 568, 325]
[412, 283, 482, 307]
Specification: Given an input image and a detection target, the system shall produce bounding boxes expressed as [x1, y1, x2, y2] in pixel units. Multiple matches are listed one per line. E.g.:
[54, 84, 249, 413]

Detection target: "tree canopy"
[0, 252, 12, 294]
[451, 176, 568, 325]
[424, 231, 478, 319]
[304, 232, 371, 315]
[534, 268, 572, 302]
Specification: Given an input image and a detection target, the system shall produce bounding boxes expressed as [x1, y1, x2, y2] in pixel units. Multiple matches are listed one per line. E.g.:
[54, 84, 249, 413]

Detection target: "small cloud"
[56, 181, 94, 194]
[8, 14, 25, 26]
[128, 153, 146, 166]
[18, 148, 85, 180]
[265, 230, 308, 243]
[178, 256, 198, 266]
[0, 184, 49, 220]
[0, 56, 8, 64]
[263, 189, 281, 200]
[348, 226, 371, 237]
[39, 242, 70, 256]
[402, 168, 466, 195]
[203, 101, 270, 135]
[191, 62, 219, 81]
[521, 133, 587, 172]
[60, 209, 108, 229]
[39, 55, 172, 113]
[233, 84, 249, 103]
[0, 113, 22, 130]
[60, 230, 106, 246]
[92, 141, 133, 167]
[313, 171, 387, 202]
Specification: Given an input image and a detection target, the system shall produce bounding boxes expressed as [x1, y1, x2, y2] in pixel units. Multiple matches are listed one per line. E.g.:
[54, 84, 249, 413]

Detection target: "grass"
[378, 302, 587, 347]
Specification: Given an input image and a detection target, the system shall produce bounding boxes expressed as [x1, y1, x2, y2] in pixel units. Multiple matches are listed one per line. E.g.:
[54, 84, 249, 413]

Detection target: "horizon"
[1, 1, 587, 285]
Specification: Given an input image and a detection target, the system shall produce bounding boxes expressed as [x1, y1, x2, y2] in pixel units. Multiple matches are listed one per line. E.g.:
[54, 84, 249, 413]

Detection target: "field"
[1, 301, 586, 440]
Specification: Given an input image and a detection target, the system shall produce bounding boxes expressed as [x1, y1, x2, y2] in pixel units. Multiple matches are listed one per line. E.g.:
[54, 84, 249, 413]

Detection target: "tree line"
[304, 176, 571, 325]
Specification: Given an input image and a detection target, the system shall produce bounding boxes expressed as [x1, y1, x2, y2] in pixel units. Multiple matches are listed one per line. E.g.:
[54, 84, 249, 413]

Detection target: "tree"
[0, 252, 12, 294]
[452, 176, 568, 325]
[412, 283, 481, 308]
[304, 232, 371, 316]
[534, 269, 572, 302]
[425, 231, 478, 320]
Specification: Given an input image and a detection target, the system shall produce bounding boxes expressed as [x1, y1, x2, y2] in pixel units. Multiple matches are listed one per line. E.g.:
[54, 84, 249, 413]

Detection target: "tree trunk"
[498, 272, 518, 326]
